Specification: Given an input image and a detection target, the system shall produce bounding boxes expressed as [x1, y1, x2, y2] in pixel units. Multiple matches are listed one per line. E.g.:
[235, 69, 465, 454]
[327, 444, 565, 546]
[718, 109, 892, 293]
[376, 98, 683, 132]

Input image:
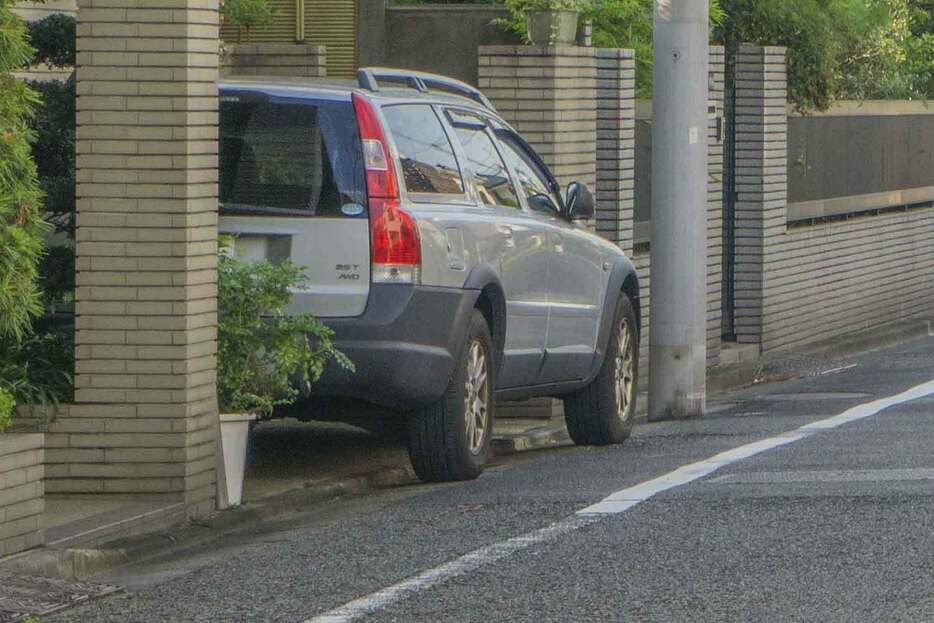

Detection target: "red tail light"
[371, 198, 421, 263]
[352, 92, 419, 283]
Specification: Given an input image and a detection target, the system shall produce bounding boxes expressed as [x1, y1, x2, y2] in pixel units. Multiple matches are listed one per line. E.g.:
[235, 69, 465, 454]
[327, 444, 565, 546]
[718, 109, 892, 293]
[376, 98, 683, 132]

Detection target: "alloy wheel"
[614, 319, 635, 420]
[464, 340, 490, 455]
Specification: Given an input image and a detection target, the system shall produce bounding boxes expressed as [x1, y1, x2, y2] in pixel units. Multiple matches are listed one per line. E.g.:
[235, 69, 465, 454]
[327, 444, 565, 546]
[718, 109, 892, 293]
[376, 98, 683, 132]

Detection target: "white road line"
[821, 364, 859, 375]
[306, 378, 934, 623]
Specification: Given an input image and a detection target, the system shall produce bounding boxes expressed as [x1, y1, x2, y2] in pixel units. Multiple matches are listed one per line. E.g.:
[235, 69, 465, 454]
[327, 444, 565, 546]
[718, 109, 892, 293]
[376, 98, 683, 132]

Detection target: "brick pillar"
[478, 46, 597, 191]
[56, 0, 219, 514]
[732, 44, 788, 346]
[595, 49, 636, 254]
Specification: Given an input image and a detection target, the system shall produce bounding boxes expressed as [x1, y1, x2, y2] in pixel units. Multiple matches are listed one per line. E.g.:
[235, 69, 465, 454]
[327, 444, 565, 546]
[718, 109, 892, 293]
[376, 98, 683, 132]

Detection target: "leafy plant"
[0, 386, 13, 433]
[0, 329, 74, 420]
[222, 0, 275, 43]
[835, 0, 933, 100]
[512, 0, 590, 10]
[717, 0, 933, 110]
[499, 0, 592, 44]
[0, 0, 46, 341]
[217, 239, 353, 417]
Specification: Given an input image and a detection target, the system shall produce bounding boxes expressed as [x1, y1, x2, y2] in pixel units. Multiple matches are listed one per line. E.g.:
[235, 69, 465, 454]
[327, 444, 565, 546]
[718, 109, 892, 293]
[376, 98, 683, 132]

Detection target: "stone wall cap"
[0, 433, 44, 455]
[595, 48, 635, 59]
[227, 43, 327, 55]
[479, 45, 596, 57]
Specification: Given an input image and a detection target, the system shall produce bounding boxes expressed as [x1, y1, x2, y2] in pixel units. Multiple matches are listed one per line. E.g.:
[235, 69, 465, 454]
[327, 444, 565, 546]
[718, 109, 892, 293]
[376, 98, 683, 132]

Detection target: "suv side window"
[382, 105, 465, 196]
[495, 131, 562, 217]
[451, 123, 520, 209]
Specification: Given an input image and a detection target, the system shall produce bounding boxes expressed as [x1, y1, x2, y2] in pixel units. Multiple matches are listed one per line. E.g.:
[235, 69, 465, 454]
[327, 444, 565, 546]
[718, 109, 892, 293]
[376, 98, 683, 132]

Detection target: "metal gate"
[721, 46, 738, 342]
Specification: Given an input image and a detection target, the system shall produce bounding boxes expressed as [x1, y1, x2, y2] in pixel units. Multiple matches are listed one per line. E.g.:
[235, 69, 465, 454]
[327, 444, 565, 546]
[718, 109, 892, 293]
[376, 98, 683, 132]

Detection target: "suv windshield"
[219, 93, 366, 217]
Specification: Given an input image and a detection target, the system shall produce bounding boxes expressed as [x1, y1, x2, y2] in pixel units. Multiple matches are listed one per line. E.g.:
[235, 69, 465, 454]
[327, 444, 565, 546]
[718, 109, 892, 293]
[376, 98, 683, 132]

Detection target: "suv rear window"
[219, 93, 366, 216]
[382, 105, 464, 196]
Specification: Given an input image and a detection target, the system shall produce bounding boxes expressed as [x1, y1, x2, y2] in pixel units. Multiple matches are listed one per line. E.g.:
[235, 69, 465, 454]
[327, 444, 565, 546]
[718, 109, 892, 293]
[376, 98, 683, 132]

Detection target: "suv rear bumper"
[310, 284, 479, 411]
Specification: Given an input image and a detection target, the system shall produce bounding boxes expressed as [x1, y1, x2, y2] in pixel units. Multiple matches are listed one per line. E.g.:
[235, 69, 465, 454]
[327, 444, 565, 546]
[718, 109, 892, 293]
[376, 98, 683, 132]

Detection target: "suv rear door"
[218, 88, 370, 317]
[378, 103, 478, 290]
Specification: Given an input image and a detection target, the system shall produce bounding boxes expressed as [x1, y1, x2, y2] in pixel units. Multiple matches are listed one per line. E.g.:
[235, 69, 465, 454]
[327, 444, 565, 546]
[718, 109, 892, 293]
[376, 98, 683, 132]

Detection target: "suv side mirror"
[566, 181, 595, 220]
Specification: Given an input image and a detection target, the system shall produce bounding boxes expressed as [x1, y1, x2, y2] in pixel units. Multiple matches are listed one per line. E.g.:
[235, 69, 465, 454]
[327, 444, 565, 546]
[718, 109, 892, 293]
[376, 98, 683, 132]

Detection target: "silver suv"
[218, 69, 641, 482]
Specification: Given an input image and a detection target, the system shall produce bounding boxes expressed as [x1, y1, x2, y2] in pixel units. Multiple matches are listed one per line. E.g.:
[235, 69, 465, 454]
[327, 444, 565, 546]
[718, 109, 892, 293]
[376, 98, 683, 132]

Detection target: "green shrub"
[0, 386, 13, 433]
[222, 0, 274, 43]
[217, 240, 353, 417]
[0, 0, 46, 340]
[26, 13, 75, 68]
[0, 329, 74, 417]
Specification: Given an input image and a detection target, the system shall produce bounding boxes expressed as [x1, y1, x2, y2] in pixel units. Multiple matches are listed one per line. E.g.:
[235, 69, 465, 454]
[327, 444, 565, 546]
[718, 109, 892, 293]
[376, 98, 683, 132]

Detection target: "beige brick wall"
[595, 49, 635, 253]
[47, 0, 220, 514]
[731, 44, 934, 353]
[0, 434, 44, 557]
[761, 208, 934, 352]
[478, 45, 597, 192]
[221, 43, 327, 78]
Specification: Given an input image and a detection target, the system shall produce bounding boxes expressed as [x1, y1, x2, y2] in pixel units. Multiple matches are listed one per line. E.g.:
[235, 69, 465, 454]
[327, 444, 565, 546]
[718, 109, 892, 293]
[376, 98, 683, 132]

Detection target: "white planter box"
[0, 433, 44, 557]
[218, 414, 256, 508]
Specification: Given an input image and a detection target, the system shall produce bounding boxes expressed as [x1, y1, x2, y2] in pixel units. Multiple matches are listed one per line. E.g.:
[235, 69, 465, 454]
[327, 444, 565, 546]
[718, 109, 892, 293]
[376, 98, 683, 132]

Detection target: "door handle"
[551, 232, 564, 253]
[498, 225, 515, 248]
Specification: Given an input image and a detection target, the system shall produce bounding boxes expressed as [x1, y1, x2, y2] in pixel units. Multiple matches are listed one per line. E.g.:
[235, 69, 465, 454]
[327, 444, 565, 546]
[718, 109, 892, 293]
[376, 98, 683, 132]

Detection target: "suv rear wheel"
[407, 310, 495, 482]
[563, 293, 639, 445]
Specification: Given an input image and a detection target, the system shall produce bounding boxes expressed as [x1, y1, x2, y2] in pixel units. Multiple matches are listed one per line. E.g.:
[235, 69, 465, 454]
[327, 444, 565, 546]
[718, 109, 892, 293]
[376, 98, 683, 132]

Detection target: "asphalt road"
[49, 335, 934, 622]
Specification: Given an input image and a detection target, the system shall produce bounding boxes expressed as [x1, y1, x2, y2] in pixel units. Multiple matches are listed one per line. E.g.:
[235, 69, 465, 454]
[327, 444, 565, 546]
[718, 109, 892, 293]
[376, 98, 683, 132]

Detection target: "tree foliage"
[26, 12, 75, 68]
[29, 76, 74, 234]
[0, 386, 12, 433]
[221, 0, 274, 43]
[500, 0, 723, 98]
[0, 0, 46, 340]
[499, 0, 930, 109]
[24, 13, 76, 234]
[0, 329, 73, 419]
[717, 0, 931, 110]
[836, 0, 933, 100]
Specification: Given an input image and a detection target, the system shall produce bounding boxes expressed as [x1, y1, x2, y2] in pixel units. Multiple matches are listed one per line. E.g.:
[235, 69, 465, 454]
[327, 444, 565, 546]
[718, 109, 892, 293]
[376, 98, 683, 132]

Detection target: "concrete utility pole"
[648, 0, 709, 420]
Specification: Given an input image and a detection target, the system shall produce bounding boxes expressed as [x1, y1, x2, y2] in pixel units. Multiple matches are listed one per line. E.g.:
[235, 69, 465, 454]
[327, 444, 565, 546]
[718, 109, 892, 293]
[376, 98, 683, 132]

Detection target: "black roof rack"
[357, 67, 496, 112]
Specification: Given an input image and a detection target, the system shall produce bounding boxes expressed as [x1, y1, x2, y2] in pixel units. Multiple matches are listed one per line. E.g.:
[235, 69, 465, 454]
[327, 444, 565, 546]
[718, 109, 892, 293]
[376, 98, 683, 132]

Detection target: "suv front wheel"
[564, 293, 639, 445]
[407, 310, 495, 482]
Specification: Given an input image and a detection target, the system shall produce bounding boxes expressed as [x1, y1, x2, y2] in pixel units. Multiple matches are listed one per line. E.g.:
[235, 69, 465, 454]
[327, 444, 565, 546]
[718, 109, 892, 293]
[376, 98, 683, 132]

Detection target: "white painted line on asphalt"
[580, 377, 934, 514]
[306, 378, 934, 623]
[820, 364, 858, 375]
[306, 516, 599, 623]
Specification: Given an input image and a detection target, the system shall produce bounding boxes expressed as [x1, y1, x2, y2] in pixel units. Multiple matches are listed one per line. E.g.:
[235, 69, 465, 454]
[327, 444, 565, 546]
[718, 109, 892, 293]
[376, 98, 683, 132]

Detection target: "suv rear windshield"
[219, 93, 366, 217]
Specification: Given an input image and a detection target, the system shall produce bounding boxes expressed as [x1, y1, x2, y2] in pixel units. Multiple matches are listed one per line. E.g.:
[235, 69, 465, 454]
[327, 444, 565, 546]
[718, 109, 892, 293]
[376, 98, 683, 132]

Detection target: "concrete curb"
[0, 464, 419, 581]
[493, 422, 571, 455]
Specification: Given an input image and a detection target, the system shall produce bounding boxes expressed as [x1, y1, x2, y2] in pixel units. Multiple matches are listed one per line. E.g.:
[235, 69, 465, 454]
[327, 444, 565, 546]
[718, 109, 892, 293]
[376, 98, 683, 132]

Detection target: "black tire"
[563, 293, 639, 445]
[407, 310, 495, 482]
